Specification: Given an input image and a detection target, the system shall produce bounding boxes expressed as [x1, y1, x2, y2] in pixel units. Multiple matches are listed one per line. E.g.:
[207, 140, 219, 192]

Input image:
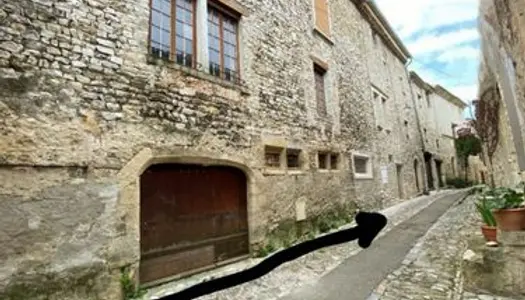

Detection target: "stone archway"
[139, 163, 249, 285]
[116, 148, 259, 287]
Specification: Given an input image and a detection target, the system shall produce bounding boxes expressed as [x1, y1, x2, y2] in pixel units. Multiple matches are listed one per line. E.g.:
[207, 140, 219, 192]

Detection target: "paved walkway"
[146, 190, 463, 300]
[368, 192, 519, 300]
[280, 190, 468, 300]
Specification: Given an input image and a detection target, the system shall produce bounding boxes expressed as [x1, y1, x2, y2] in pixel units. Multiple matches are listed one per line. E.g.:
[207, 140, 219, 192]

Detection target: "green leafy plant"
[446, 177, 474, 188]
[475, 196, 497, 226]
[481, 186, 525, 210]
[120, 267, 147, 300]
[455, 134, 482, 181]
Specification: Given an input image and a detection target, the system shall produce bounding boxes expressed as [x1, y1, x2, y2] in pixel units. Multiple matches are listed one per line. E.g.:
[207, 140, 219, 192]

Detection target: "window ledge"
[354, 173, 374, 180]
[318, 169, 340, 173]
[263, 168, 286, 176]
[313, 28, 335, 46]
[146, 56, 251, 96]
[288, 170, 307, 175]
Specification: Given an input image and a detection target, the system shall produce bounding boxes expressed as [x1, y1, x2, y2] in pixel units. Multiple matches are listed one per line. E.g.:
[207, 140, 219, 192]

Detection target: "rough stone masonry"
[0, 0, 452, 299]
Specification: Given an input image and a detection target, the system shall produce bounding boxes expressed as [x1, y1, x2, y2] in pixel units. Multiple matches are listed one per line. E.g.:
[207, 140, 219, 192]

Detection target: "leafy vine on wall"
[475, 85, 500, 160]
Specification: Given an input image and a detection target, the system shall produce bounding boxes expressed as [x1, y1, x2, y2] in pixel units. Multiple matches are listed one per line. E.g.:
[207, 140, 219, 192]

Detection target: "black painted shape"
[160, 211, 387, 300]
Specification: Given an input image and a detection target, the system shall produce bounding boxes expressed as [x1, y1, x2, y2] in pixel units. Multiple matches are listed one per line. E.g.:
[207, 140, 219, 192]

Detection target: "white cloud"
[375, 0, 481, 105]
[449, 84, 479, 102]
[406, 29, 480, 55]
[436, 45, 480, 63]
[375, 0, 479, 39]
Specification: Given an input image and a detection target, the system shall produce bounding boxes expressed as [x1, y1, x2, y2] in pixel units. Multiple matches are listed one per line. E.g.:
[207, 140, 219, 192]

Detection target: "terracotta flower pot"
[492, 207, 525, 231]
[481, 225, 497, 242]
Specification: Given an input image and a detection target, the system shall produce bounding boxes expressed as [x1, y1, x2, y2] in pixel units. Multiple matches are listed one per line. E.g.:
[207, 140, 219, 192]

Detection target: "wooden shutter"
[314, 66, 327, 116]
[314, 0, 330, 36]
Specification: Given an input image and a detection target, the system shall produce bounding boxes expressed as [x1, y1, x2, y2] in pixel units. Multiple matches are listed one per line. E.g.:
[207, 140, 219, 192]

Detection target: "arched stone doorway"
[139, 163, 249, 286]
[414, 159, 420, 192]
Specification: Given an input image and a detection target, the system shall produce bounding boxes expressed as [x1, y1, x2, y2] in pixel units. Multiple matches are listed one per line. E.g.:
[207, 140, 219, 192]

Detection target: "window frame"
[318, 152, 329, 170]
[264, 146, 284, 169]
[352, 152, 373, 179]
[207, 1, 242, 83]
[286, 148, 302, 170]
[148, 0, 198, 67]
[329, 153, 339, 170]
[314, 63, 328, 117]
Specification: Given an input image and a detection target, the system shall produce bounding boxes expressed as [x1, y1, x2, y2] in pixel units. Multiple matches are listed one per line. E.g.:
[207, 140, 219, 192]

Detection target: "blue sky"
[375, 0, 480, 119]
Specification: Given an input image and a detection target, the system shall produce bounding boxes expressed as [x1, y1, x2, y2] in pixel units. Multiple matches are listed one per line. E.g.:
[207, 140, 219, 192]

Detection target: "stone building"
[477, 0, 525, 187]
[410, 72, 467, 190]
[0, 0, 464, 298]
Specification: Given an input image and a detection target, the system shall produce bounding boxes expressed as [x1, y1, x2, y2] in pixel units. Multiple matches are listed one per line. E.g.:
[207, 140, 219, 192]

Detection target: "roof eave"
[434, 85, 468, 108]
[365, 0, 412, 61]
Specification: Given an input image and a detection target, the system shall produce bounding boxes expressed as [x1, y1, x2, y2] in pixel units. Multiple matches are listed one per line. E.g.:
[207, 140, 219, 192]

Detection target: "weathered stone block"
[498, 230, 525, 247]
[0, 179, 126, 300]
[463, 238, 525, 298]
[0, 41, 22, 53]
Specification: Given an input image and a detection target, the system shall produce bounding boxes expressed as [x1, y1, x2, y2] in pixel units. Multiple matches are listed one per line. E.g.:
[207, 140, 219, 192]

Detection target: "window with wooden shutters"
[150, 0, 195, 67]
[314, 64, 327, 117]
[314, 0, 330, 36]
[208, 5, 240, 83]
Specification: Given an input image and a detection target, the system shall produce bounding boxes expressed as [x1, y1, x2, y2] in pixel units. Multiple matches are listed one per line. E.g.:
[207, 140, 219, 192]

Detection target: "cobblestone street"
[370, 193, 519, 300]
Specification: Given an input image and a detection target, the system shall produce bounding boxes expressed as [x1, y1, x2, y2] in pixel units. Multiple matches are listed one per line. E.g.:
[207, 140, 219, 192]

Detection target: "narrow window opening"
[264, 146, 282, 168]
[314, 64, 327, 116]
[286, 149, 301, 169]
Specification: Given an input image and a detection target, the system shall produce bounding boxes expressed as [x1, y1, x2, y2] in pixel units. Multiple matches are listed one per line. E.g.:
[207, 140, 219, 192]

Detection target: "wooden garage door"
[139, 164, 249, 285]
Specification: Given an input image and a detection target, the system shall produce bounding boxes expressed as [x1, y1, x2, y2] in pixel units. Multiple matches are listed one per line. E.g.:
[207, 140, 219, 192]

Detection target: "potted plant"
[475, 195, 498, 242]
[489, 184, 525, 231]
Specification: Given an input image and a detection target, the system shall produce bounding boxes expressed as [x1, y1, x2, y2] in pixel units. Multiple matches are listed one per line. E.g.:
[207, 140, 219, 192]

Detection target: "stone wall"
[409, 75, 465, 189]
[487, 94, 521, 187]
[359, 17, 423, 207]
[478, 0, 525, 187]
[0, 0, 409, 298]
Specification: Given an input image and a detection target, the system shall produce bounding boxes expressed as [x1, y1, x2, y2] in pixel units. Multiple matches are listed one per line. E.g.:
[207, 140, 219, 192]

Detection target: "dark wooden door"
[139, 164, 249, 285]
[414, 159, 420, 192]
[436, 160, 444, 188]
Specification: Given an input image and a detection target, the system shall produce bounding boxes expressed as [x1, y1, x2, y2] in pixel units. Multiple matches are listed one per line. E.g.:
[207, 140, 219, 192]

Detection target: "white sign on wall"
[381, 166, 388, 184]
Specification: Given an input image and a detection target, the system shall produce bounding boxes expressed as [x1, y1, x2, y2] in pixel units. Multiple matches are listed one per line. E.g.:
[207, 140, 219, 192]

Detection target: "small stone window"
[352, 153, 372, 179]
[330, 153, 339, 169]
[314, 63, 327, 117]
[265, 146, 283, 168]
[436, 139, 440, 149]
[354, 157, 368, 174]
[286, 149, 302, 169]
[318, 152, 339, 170]
[388, 154, 393, 163]
[318, 153, 328, 169]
